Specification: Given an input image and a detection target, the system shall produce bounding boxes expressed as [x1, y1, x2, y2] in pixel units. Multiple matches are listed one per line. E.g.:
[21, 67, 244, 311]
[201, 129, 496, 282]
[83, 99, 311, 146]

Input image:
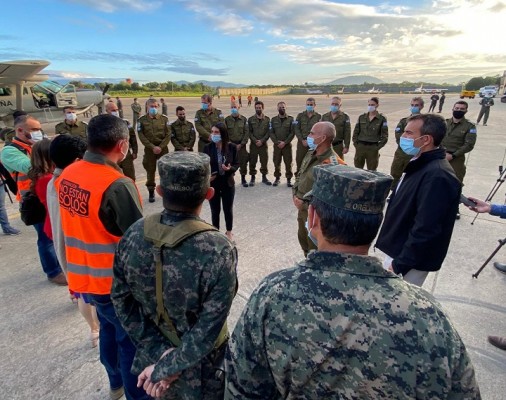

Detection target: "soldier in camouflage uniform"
[321, 96, 351, 159]
[131, 98, 142, 128]
[269, 101, 295, 187]
[225, 101, 249, 187]
[111, 152, 238, 400]
[138, 98, 171, 202]
[160, 98, 168, 116]
[226, 164, 481, 400]
[170, 106, 196, 151]
[195, 94, 224, 152]
[248, 101, 272, 186]
[477, 93, 494, 125]
[292, 121, 344, 256]
[294, 98, 321, 174]
[54, 106, 87, 139]
[389, 96, 424, 189]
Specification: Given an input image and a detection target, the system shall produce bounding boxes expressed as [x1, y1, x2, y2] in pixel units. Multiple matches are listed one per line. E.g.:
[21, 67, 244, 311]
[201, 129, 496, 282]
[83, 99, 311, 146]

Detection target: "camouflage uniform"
[131, 102, 142, 128]
[225, 114, 249, 176]
[137, 113, 170, 190]
[194, 108, 224, 152]
[248, 114, 270, 176]
[54, 120, 87, 139]
[442, 118, 477, 183]
[352, 112, 388, 171]
[111, 152, 238, 400]
[477, 97, 494, 125]
[118, 119, 138, 181]
[294, 111, 321, 173]
[321, 110, 351, 159]
[170, 118, 196, 151]
[390, 116, 413, 189]
[269, 114, 296, 180]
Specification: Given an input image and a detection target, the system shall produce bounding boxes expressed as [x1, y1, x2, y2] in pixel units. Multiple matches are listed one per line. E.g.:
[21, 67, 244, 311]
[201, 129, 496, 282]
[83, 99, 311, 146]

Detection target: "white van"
[479, 86, 498, 97]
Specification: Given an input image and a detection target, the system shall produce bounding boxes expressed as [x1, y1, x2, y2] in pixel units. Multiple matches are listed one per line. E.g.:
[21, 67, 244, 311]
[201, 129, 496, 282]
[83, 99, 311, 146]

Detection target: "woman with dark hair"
[203, 122, 239, 241]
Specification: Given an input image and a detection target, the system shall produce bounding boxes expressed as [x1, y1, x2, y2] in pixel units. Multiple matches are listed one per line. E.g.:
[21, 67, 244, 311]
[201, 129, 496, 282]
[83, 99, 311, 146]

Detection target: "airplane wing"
[0, 60, 50, 84]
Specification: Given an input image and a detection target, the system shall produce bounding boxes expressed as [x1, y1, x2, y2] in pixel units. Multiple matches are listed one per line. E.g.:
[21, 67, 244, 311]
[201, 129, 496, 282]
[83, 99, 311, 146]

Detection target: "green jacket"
[131, 102, 142, 116]
[248, 115, 270, 143]
[194, 108, 224, 143]
[137, 114, 170, 150]
[123, 119, 138, 155]
[171, 119, 196, 150]
[295, 111, 321, 141]
[353, 112, 388, 148]
[225, 115, 249, 145]
[442, 118, 477, 157]
[321, 111, 351, 147]
[269, 115, 295, 144]
[54, 120, 87, 139]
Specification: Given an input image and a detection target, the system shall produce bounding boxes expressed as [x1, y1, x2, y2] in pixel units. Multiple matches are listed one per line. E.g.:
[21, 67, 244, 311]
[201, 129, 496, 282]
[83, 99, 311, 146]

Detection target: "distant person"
[170, 106, 196, 151]
[321, 96, 351, 159]
[477, 93, 494, 126]
[238, 93, 242, 108]
[376, 114, 461, 286]
[248, 101, 271, 186]
[428, 91, 439, 112]
[295, 97, 321, 174]
[254, 96, 258, 103]
[131, 97, 142, 128]
[230, 95, 236, 103]
[269, 101, 295, 187]
[438, 92, 446, 113]
[226, 163, 480, 400]
[55, 106, 87, 139]
[160, 98, 168, 116]
[247, 94, 252, 107]
[225, 100, 249, 187]
[116, 97, 123, 118]
[352, 97, 388, 171]
[194, 94, 224, 152]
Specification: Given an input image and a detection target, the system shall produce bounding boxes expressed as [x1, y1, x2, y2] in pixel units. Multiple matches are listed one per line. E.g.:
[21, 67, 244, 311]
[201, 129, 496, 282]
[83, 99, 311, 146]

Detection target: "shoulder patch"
[194, 118, 199, 122]
[383, 122, 388, 127]
[469, 128, 477, 134]
[395, 127, 401, 132]
[293, 120, 299, 125]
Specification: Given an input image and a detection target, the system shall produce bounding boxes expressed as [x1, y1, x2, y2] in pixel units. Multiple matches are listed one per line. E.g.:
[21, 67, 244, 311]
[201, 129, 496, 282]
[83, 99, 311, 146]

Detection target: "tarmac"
[0, 94, 505, 399]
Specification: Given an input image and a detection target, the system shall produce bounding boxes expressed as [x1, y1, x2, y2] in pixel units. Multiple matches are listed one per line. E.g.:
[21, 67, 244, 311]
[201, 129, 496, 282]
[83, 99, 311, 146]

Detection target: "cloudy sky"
[1, 0, 504, 84]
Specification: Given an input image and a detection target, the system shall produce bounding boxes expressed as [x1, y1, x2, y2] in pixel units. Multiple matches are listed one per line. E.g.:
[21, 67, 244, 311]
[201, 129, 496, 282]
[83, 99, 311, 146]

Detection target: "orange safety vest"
[55, 160, 125, 295]
[9, 139, 32, 202]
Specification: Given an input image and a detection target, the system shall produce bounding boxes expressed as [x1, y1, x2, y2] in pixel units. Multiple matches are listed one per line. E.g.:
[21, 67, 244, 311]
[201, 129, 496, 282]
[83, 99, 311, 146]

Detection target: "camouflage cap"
[158, 152, 211, 195]
[304, 164, 392, 214]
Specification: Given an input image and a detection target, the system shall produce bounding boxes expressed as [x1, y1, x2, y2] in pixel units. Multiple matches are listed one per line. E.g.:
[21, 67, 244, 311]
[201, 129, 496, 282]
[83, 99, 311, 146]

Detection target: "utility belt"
[357, 140, 378, 146]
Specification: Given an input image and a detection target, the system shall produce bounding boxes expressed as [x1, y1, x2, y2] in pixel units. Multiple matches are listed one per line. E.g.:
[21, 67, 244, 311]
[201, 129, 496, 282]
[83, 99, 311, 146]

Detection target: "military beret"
[158, 152, 210, 195]
[304, 165, 392, 214]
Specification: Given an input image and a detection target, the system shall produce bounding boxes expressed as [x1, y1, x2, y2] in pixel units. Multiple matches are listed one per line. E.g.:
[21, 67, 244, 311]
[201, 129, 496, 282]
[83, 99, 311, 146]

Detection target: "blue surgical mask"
[400, 136, 424, 156]
[306, 105, 314, 113]
[231, 108, 238, 116]
[305, 220, 318, 247]
[201, 103, 209, 111]
[149, 107, 157, 116]
[330, 105, 339, 113]
[211, 134, 222, 143]
[306, 136, 318, 151]
[410, 106, 420, 114]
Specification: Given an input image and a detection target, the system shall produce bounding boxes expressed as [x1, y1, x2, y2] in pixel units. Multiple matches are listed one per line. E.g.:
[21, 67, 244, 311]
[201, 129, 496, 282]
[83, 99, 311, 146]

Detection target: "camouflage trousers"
[142, 146, 169, 190]
[389, 148, 412, 190]
[119, 151, 136, 181]
[449, 154, 466, 185]
[354, 142, 380, 171]
[332, 141, 345, 160]
[273, 144, 293, 179]
[232, 142, 249, 176]
[297, 206, 317, 257]
[295, 140, 309, 174]
[249, 143, 268, 176]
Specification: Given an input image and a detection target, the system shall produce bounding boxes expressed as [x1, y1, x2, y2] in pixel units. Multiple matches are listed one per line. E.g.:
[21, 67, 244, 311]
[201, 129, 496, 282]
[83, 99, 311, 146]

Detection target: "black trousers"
[209, 176, 235, 231]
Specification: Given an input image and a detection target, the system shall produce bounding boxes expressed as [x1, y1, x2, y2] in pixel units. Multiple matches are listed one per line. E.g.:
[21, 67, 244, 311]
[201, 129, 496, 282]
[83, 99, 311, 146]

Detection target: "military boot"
[287, 178, 293, 188]
[262, 174, 272, 186]
[249, 176, 255, 187]
[272, 178, 280, 187]
[148, 189, 155, 203]
[241, 175, 249, 188]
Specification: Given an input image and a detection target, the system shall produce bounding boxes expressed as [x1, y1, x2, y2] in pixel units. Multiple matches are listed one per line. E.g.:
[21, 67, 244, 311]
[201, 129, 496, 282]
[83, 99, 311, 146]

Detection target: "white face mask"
[367, 105, 376, 113]
[66, 112, 77, 121]
[30, 130, 43, 142]
[119, 140, 129, 162]
[110, 111, 120, 117]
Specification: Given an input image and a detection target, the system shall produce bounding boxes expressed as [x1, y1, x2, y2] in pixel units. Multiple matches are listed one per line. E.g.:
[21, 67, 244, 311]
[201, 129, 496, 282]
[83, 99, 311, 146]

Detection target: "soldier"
[442, 100, 477, 219]
[428, 91, 439, 113]
[248, 101, 271, 186]
[111, 152, 238, 400]
[352, 97, 388, 171]
[477, 93, 494, 126]
[131, 97, 142, 128]
[105, 102, 138, 181]
[225, 101, 249, 187]
[160, 98, 168, 116]
[54, 106, 87, 139]
[292, 121, 344, 256]
[137, 98, 171, 203]
[389, 96, 424, 189]
[294, 97, 321, 174]
[247, 94, 252, 107]
[116, 96, 124, 118]
[269, 101, 295, 187]
[171, 106, 196, 151]
[194, 94, 224, 152]
[226, 164, 480, 400]
[438, 92, 446, 113]
[321, 96, 351, 159]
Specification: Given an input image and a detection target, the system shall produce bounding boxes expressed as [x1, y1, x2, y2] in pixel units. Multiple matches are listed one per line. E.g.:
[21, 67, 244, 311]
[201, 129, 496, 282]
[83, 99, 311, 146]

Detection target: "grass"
[108, 91, 210, 98]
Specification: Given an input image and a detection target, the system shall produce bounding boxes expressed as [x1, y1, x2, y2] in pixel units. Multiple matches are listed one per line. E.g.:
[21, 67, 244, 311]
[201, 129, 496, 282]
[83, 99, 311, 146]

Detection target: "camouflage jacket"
[170, 119, 196, 150]
[442, 118, 477, 157]
[111, 210, 238, 399]
[54, 120, 87, 138]
[194, 108, 224, 143]
[321, 111, 351, 147]
[225, 252, 480, 400]
[352, 112, 388, 148]
[137, 114, 170, 150]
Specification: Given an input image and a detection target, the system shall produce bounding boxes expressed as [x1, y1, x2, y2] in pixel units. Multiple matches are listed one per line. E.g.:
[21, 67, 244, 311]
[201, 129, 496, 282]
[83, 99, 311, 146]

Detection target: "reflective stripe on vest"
[56, 160, 125, 295]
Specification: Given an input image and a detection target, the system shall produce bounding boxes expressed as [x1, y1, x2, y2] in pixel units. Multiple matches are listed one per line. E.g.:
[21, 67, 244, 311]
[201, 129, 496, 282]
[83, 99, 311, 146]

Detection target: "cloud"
[185, 4, 253, 35]
[67, 0, 160, 12]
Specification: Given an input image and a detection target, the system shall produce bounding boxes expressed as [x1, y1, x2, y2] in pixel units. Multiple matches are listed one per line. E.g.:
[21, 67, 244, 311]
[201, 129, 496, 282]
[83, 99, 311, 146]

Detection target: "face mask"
[178, 116, 185, 122]
[30, 130, 43, 142]
[330, 105, 339, 113]
[120, 141, 129, 162]
[304, 219, 318, 247]
[410, 106, 420, 114]
[400, 136, 425, 156]
[367, 105, 376, 113]
[66, 112, 77, 121]
[306, 105, 314, 113]
[201, 103, 209, 111]
[231, 108, 238, 116]
[255, 110, 262, 116]
[278, 109, 286, 116]
[149, 107, 158, 116]
[453, 110, 466, 119]
[110, 111, 120, 117]
[307, 136, 320, 151]
[211, 134, 222, 143]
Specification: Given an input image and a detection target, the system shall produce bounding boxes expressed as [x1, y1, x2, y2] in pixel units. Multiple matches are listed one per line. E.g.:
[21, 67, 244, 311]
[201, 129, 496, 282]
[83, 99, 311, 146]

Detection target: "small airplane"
[412, 84, 448, 94]
[359, 87, 385, 94]
[0, 60, 109, 127]
[336, 87, 345, 94]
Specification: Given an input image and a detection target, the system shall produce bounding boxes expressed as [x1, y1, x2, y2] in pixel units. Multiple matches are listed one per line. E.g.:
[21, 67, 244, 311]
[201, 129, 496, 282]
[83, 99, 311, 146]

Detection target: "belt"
[358, 141, 378, 145]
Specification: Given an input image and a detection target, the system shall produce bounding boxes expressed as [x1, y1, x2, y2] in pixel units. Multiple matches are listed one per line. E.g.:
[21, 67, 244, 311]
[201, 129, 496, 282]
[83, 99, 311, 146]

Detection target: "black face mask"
[278, 109, 285, 116]
[453, 110, 466, 119]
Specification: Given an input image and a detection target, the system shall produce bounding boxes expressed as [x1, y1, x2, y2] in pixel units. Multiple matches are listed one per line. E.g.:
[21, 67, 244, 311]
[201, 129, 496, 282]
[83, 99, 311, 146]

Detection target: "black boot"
[272, 178, 280, 187]
[287, 178, 293, 188]
[262, 174, 272, 186]
[493, 262, 506, 274]
[249, 176, 255, 187]
[148, 189, 155, 203]
[241, 175, 249, 188]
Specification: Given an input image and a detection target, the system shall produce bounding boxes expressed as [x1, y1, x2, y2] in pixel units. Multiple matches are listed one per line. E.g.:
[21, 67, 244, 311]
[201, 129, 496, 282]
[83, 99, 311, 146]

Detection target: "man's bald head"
[314, 121, 336, 142]
[105, 101, 119, 113]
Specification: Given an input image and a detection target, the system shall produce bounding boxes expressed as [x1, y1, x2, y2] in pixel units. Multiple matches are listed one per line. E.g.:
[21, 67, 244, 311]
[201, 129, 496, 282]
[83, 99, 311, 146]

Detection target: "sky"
[1, 0, 505, 85]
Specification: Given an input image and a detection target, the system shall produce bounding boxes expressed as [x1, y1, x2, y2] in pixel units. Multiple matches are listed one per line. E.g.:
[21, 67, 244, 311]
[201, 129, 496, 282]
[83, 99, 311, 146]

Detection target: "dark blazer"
[203, 142, 239, 187]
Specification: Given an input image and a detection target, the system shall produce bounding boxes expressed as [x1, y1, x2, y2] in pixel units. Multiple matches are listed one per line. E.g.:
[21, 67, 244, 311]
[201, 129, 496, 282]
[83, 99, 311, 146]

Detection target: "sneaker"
[48, 272, 68, 286]
[110, 386, 125, 400]
[3, 227, 21, 235]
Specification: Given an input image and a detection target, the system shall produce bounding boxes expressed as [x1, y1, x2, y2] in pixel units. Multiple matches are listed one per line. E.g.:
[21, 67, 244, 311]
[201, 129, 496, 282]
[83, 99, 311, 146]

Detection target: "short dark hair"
[407, 114, 447, 146]
[50, 134, 87, 169]
[370, 97, 379, 104]
[254, 101, 264, 108]
[176, 106, 185, 113]
[212, 122, 230, 150]
[87, 114, 128, 152]
[312, 198, 383, 246]
[454, 100, 468, 109]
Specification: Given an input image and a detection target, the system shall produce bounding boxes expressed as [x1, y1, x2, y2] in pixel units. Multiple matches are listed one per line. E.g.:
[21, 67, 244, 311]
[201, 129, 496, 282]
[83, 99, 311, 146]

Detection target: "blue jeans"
[32, 222, 62, 279]
[87, 294, 152, 400]
[0, 183, 14, 232]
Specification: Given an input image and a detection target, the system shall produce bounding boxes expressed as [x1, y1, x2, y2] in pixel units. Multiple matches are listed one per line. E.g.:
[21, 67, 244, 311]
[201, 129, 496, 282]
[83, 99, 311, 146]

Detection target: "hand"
[302, 140, 308, 147]
[445, 152, 453, 161]
[236, 144, 241, 151]
[153, 146, 162, 155]
[387, 264, 394, 272]
[255, 140, 262, 147]
[468, 197, 491, 213]
[132, 153, 137, 160]
[293, 196, 303, 210]
[278, 141, 286, 149]
[138, 364, 179, 398]
[221, 164, 231, 171]
[343, 147, 349, 155]
[210, 174, 217, 182]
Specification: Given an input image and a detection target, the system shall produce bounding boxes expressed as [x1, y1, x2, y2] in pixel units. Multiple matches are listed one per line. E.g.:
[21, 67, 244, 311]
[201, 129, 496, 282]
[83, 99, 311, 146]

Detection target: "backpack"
[19, 190, 46, 226]
[0, 161, 18, 195]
